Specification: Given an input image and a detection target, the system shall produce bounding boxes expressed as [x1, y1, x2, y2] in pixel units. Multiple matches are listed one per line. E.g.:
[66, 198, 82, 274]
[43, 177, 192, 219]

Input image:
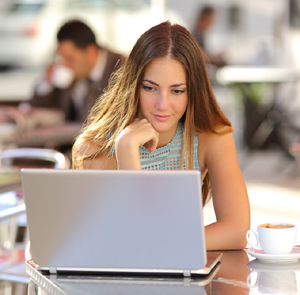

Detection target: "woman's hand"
[115, 118, 159, 169]
[117, 118, 159, 153]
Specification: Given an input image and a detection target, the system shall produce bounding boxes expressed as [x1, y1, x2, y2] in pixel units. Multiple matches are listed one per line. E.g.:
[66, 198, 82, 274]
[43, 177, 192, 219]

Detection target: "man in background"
[30, 20, 123, 123]
[192, 5, 226, 68]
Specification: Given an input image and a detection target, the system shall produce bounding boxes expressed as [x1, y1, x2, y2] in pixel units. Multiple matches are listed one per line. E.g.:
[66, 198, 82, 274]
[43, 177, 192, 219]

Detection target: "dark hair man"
[31, 20, 123, 122]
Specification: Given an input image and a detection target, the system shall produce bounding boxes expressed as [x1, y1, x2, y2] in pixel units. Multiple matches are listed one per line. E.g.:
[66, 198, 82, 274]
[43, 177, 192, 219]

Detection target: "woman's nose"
[156, 91, 169, 110]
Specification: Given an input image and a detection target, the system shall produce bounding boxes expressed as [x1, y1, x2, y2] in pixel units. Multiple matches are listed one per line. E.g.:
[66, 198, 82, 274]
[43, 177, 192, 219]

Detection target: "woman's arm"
[198, 130, 250, 250]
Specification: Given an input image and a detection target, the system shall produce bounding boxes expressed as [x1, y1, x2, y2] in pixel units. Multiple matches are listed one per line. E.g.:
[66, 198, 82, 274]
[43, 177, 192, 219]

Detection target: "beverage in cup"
[246, 223, 297, 255]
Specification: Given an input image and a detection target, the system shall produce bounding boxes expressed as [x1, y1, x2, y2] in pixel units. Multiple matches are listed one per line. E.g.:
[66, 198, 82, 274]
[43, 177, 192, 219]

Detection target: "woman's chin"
[151, 121, 177, 134]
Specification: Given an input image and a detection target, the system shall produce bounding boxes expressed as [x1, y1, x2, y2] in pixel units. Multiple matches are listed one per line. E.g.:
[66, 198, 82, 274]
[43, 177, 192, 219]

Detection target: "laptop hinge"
[183, 270, 191, 277]
[49, 267, 57, 274]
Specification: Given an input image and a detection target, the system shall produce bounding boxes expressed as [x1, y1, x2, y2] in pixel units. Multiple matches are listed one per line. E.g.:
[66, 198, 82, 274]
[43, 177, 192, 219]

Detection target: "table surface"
[25, 250, 300, 295]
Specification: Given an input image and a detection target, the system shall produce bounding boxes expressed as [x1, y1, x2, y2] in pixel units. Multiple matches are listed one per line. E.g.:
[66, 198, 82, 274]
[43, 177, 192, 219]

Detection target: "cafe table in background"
[215, 65, 300, 153]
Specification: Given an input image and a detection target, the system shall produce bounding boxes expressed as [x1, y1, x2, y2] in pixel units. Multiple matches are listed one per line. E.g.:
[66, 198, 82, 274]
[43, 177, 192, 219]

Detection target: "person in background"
[72, 21, 250, 250]
[192, 5, 226, 68]
[30, 20, 123, 123]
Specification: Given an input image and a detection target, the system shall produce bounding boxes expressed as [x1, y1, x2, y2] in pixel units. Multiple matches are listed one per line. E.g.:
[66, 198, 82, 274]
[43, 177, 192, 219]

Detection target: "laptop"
[21, 169, 222, 276]
[26, 259, 221, 295]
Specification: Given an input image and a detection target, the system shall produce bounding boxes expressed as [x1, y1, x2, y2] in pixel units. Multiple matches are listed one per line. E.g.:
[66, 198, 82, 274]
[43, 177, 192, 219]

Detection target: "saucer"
[245, 247, 300, 263]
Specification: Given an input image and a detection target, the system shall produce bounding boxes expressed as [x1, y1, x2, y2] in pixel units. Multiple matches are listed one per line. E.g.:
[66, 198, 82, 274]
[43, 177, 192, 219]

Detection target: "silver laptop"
[21, 169, 222, 276]
[26, 259, 221, 295]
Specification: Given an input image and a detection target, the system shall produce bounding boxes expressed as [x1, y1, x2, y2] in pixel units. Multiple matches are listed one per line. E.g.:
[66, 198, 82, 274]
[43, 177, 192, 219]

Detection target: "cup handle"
[246, 229, 262, 250]
[247, 270, 258, 288]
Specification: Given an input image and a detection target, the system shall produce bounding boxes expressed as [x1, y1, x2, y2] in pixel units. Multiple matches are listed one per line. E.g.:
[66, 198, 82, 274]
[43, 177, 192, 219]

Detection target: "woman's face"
[137, 57, 188, 140]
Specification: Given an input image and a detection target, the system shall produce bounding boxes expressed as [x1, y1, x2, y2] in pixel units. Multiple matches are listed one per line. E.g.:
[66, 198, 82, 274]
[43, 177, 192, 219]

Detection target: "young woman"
[72, 21, 250, 250]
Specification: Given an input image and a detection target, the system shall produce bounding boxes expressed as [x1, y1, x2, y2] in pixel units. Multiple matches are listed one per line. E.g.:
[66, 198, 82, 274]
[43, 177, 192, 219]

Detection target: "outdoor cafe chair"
[0, 148, 70, 252]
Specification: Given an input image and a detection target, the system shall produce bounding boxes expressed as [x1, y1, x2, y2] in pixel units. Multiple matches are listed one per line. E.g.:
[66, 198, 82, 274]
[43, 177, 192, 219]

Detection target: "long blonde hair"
[73, 21, 231, 205]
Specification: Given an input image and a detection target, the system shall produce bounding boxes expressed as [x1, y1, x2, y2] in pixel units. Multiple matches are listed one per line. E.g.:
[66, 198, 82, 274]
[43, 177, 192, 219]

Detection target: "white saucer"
[245, 246, 300, 263]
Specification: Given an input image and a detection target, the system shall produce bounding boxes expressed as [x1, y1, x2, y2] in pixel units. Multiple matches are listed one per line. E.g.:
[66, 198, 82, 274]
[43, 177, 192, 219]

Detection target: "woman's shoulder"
[197, 125, 235, 158]
[73, 140, 102, 158]
[73, 139, 116, 169]
[197, 125, 233, 143]
[196, 125, 236, 170]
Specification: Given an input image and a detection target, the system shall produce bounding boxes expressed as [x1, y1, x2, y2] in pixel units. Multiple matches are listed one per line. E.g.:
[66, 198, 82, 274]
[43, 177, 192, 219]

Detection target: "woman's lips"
[153, 114, 171, 121]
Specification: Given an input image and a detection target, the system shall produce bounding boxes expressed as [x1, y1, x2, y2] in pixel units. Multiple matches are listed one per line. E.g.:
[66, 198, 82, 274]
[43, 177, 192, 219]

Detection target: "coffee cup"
[246, 223, 296, 255]
[51, 64, 74, 89]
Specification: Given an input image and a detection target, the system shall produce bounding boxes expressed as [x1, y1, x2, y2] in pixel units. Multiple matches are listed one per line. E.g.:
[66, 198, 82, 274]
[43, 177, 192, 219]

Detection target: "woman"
[73, 21, 250, 250]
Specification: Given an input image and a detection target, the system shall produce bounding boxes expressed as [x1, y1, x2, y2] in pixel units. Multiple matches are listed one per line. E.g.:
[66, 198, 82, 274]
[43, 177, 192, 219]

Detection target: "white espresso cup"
[246, 223, 297, 254]
[51, 64, 74, 89]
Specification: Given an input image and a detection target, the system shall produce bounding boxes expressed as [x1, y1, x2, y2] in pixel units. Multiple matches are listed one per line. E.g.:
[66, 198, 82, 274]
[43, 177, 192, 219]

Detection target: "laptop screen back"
[22, 169, 206, 273]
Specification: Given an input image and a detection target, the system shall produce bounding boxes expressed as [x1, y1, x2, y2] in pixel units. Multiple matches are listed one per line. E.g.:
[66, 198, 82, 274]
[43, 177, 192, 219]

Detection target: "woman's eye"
[142, 85, 155, 91]
[172, 89, 185, 94]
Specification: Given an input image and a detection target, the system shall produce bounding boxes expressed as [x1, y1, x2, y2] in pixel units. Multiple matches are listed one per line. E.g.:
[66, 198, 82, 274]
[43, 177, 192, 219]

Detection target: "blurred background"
[0, 0, 299, 226]
[0, 0, 300, 292]
[0, 1, 299, 219]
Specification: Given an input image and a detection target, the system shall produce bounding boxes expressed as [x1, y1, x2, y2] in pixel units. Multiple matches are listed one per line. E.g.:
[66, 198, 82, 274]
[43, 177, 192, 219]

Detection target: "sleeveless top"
[139, 122, 201, 172]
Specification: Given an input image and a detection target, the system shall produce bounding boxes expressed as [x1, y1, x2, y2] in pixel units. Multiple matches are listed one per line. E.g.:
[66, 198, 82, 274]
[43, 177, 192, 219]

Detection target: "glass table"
[26, 250, 300, 295]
